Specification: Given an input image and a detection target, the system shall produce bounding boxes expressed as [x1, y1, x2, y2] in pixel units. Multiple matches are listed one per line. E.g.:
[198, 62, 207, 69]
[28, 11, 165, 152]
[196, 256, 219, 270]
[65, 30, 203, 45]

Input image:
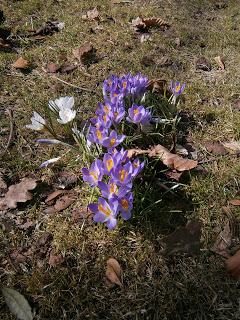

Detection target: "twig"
[1, 109, 14, 156]
[38, 68, 94, 93]
[51, 75, 94, 93]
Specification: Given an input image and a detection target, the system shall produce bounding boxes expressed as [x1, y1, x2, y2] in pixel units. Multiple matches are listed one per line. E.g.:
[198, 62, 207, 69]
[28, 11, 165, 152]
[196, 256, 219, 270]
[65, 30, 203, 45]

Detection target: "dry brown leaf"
[17, 220, 35, 230]
[131, 17, 146, 31]
[131, 17, 170, 31]
[48, 250, 64, 267]
[229, 199, 240, 206]
[222, 140, 240, 154]
[72, 42, 94, 65]
[196, 56, 211, 71]
[211, 222, 232, 258]
[0, 37, 10, 49]
[55, 171, 78, 189]
[59, 63, 78, 74]
[10, 250, 27, 265]
[148, 144, 198, 171]
[143, 17, 170, 29]
[127, 148, 149, 158]
[147, 79, 167, 94]
[5, 178, 37, 209]
[54, 193, 76, 212]
[204, 140, 228, 155]
[86, 7, 100, 21]
[225, 250, 240, 280]
[46, 62, 60, 73]
[106, 258, 122, 286]
[214, 56, 225, 70]
[12, 57, 29, 69]
[162, 220, 202, 256]
[165, 170, 184, 181]
[72, 206, 93, 224]
[45, 190, 65, 204]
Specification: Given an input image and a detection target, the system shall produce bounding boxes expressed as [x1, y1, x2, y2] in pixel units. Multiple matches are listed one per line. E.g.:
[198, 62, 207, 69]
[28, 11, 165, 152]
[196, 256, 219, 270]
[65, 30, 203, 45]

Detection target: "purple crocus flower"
[132, 158, 144, 177]
[102, 153, 117, 175]
[170, 81, 186, 97]
[96, 102, 113, 116]
[82, 159, 103, 187]
[87, 125, 108, 145]
[102, 75, 118, 98]
[127, 105, 152, 125]
[119, 74, 131, 95]
[91, 114, 112, 129]
[111, 162, 133, 187]
[119, 192, 133, 220]
[170, 81, 186, 105]
[109, 106, 125, 124]
[88, 197, 119, 229]
[98, 179, 129, 200]
[112, 148, 129, 165]
[129, 73, 148, 98]
[102, 130, 125, 149]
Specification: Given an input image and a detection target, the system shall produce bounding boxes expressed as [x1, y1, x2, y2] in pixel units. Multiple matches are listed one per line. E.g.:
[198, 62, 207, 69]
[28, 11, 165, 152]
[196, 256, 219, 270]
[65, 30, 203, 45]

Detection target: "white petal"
[57, 109, 76, 124]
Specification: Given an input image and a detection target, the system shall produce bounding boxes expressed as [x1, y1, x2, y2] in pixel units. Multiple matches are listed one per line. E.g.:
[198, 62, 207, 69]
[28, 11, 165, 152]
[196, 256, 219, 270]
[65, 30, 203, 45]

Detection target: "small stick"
[51, 75, 94, 93]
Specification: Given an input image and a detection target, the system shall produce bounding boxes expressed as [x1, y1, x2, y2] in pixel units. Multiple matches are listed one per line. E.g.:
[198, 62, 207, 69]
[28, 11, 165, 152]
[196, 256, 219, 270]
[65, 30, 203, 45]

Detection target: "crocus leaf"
[2, 287, 33, 320]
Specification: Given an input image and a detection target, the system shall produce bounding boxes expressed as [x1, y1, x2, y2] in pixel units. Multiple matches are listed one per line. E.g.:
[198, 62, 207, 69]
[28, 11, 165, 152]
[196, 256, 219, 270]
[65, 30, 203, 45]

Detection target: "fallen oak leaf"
[31, 20, 64, 36]
[161, 220, 202, 256]
[12, 57, 29, 69]
[127, 148, 149, 158]
[222, 140, 240, 154]
[106, 258, 123, 287]
[58, 63, 77, 74]
[143, 17, 170, 30]
[148, 144, 198, 171]
[131, 16, 170, 32]
[204, 140, 228, 155]
[214, 56, 225, 70]
[147, 79, 167, 94]
[85, 7, 100, 21]
[48, 250, 64, 267]
[54, 192, 76, 212]
[45, 190, 65, 204]
[46, 62, 60, 73]
[225, 250, 240, 280]
[5, 178, 37, 209]
[196, 56, 211, 71]
[229, 199, 240, 206]
[72, 42, 94, 65]
[211, 221, 232, 258]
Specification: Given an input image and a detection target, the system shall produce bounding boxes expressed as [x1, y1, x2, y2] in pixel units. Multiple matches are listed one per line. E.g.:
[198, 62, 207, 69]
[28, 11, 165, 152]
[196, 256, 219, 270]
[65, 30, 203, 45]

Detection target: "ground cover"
[0, 0, 240, 319]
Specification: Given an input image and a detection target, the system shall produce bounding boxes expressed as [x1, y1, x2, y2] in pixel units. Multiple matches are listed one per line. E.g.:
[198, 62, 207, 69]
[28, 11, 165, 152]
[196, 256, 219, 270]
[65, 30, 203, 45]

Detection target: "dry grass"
[1, 0, 240, 319]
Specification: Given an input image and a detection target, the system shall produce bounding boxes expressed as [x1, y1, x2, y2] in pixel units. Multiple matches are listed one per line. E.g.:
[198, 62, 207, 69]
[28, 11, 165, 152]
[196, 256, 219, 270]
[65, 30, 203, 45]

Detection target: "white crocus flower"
[49, 96, 74, 112]
[57, 108, 76, 124]
[25, 111, 46, 131]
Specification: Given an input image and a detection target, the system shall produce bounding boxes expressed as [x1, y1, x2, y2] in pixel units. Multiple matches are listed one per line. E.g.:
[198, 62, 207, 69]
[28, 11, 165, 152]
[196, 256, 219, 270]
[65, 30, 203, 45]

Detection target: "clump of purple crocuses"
[82, 73, 149, 229]
[26, 72, 186, 229]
